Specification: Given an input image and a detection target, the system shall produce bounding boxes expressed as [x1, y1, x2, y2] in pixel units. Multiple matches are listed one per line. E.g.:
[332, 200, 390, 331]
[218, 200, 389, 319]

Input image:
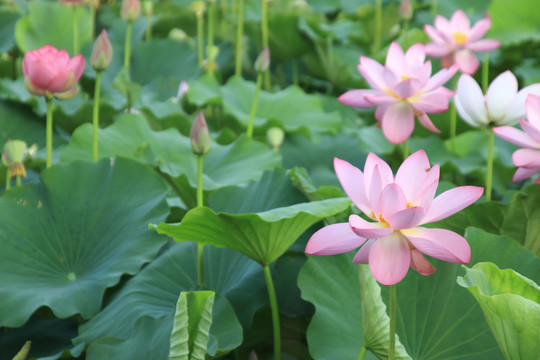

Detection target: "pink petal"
[513, 148, 540, 168]
[455, 74, 487, 124]
[68, 54, 86, 81]
[349, 214, 393, 239]
[369, 232, 411, 285]
[520, 119, 540, 144]
[381, 102, 415, 144]
[363, 153, 394, 200]
[410, 249, 437, 275]
[338, 89, 381, 108]
[380, 183, 407, 221]
[375, 105, 388, 121]
[358, 57, 387, 92]
[425, 42, 451, 58]
[468, 39, 501, 53]
[364, 93, 399, 106]
[513, 167, 540, 182]
[468, 18, 491, 42]
[416, 113, 441, 133]
[353, 239, 375, 264]
[305, 223, 366, 255]
[416, 178, 438, 211]
[334, 158, 371, 215]
[493, 126, 537, 148]
[385, 42, 406, 74]
[504, 85, 540, 126]
[413, 87, 454, 114]
[403, 227, 471, 264]
[455, 50, 480, 75]
[422, 186, 484, 224]
[423, 65, 458, 93]
[405, 43, 426, 69]
[395, 149, 431, 201]
[434, 15, 452, 37]
[525, 93, 540, 129]
[486, 71, 518, 122]
[393, 78, 423, 99]
[450, 9, 470, 32]
[388, 206, 426, 230]
[424, 25, 446, 44]
[369, 165, 384, 218]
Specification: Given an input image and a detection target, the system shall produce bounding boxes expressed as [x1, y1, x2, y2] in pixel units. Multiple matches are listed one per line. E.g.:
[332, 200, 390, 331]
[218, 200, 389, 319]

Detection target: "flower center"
[452, 32, 468, 45]
[401, 75, 411, 81]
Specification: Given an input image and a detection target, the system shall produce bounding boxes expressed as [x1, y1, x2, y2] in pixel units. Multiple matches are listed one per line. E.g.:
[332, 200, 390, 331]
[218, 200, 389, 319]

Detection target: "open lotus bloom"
[22, 45, 85, 100]
[424, 10, 500, 75]
[339, 42, 457, 144]
[455, 71, 540, 128]
[493, 94, 540, 183]
[305, 150, 484, 285]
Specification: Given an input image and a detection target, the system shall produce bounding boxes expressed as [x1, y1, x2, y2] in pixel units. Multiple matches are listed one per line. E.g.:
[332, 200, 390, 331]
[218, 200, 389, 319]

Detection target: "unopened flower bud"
[399, 0, 413, 20]
[190, 112, 211, 155]
[121, 0, 140, 22]
[177, 80, 189, 99]
[2, 140, 28, 178]
[254, 47, 270, 73]
[266, 127, 284, 151]
[249, 350, 258, 360]
[190, 1, 206, 17]
[91, 30, 113, 71]
[169, 28, 189, 42]
[142, 0, 153, 16]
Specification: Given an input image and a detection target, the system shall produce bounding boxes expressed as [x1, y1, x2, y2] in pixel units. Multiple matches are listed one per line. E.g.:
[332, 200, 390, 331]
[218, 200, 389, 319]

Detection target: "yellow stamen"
[401, 75, 411, 81]
[452, 32, 468, 45]
[10, 162, 26, 178]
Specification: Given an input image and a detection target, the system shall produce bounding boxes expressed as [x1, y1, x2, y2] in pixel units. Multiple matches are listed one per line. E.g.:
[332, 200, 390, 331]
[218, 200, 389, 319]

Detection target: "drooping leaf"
[457, 262, 540, 360]
[0, 158, 169, 326]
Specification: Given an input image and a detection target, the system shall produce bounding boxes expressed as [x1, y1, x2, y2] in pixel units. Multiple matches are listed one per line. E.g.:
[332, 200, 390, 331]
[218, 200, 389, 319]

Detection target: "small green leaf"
[457, 262, 540, 360]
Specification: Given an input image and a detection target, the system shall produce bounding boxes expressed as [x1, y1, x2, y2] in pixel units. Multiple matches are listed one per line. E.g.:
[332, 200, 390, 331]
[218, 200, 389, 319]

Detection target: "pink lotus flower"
[339, 42, 457, 144]
[456, 71, 540, 128]
[22, 45, 85, 99]
[494, 94, 540, 183]
[305, 150, 484, 285]
[424, 10, 501, 75]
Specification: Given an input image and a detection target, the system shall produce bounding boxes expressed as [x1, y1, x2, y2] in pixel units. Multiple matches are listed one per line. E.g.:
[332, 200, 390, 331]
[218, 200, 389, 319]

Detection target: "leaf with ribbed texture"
[458, 262, 540, 360]
[0, 158, 169, 327]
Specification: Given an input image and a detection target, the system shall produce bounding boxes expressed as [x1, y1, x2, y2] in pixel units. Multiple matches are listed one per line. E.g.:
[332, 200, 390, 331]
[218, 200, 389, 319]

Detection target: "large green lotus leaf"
[0, 11, 19, 53]
[0, 158, 169, 326]
[61, 114, 281, 191]
[0, 100, 46, 148]
[76, 242, 257, 357]
[458, 262, 540, 360]
[185, 75, 222, 106]
[267, 13, 311, 62]
[15, 1, 92, 54]
[489, 0, 540, 45]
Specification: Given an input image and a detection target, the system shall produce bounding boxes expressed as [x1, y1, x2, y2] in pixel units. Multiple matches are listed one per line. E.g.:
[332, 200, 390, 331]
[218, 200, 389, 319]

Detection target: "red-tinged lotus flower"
[22, 45, 85, 99]
[424, 10, 500, 75]
[493, 94, 540, 183]
[339, 42, 457, 144]
[91, 29, 113, 71]
[305, 150, 484, 285]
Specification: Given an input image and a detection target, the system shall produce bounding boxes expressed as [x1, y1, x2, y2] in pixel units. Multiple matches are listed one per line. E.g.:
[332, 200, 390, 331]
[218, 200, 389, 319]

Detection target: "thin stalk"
[402, 20, 409, 49]
[124, 21, 133, 69]
[235, 0, 244, 77]
[486, 129, 494, 200]
[196, 154, 204, 285]
[402, 139, 409, 159]
[197, 14, 204, 68]
[357, 347, 367, 360]
[146, 14, 152, 41]
[207, 0, 216, 76]
[449, 75, 458, 153]
[92, 71, 102, 162]
[90, 6, 96, 40]
[5, 169, 10, 190]
[263, 265, 281, 360]
[73, 6, 79, 54]
[16, 175, 21, 186]
[431, 0, 437, 15]
[261, 0, 270, 89]
[372, 0, 382, 56]
[246, 73, 262, 137]
[46, 97, 53, 168]
[389, 284, 397, 360]
[482, 52, 489, 92]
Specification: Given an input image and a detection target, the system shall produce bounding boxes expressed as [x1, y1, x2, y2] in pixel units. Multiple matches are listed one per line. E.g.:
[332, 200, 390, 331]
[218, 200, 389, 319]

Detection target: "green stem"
[196, 154, 204, 285]
[235, 0, 244, 77]
[389, 284, 396, 360]
[402, 139, 409, 160]
[73, 6, 79, 54]
[146, 14, 152, 41]
[90, 6, 96, 40]
[261, 0, 270, 89]
[46, 97, 53, 168]
[486, 129, 494, 201]
[449, 75, 458, 153]
[16, 175, 21, 186]
[207, 0, 216, 76]
[482, 52, 489, 93]
[357, 346, 367, 360]
[431, 0, 438, 14]
[197, 14, 204, 68]
[246, 73, 262, 137]
[263, 265, 281, 360]
[92, 71, 102, 162]
[402, 20, 409, 49]
[5, 169, 10, 190]
[124, 21, 133, 69]
[372, 0, 382, 56]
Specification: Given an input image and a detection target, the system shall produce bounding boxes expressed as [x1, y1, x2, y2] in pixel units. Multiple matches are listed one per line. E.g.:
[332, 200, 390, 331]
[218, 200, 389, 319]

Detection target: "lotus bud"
[2, 140, 28, 178]
[399, 0, 413, 20]
[142, 0, 153, 16]
[190, 112, 211, 155]
[177, 80, 189, 100]
[91, 30, 113, 71]
[169, 28, 189, 42]
[121, 0, 141, 22]
[266, 127, 284, 152]
[254, 47, 270, 73]
[190, 1, 206, 17]
[249, 350, 258, 360]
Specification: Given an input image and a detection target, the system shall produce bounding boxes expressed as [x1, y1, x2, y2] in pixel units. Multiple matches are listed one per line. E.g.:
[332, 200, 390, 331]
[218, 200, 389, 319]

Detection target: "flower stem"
[431, 0, 438, 14]
[16, 175, 21, 186]
[402, 20, 409, 49]
[261, 0, 270, 89]
[90, 6, 96, 40]
[73, 6, 79, 54]
[357, 346, 367, 360]
[263, 264, 281, 360]
[5, 169, 10, 190]
[197, 14, 204, 68]
[124, 21, 133, 69]
[247, 73, 262, 137]
[197, 154, 204, 285]
[207, 0, 216, 76]
[482, 52, 489, 93]
[450, 75, 458, 153]
[389, 284, 396, 360]
[486, 129, 494, 200]
[45, 97, 53, 168]
[372, 0, 382, 56]
[402, 139, 409, 160]
[92, 71, 102, 162]
[146, 14, 152, 41]
[235, 0, 244, 77]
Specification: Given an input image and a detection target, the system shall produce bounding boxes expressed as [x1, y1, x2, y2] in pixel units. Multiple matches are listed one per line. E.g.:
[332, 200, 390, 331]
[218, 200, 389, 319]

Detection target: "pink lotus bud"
[254, 47, 270, 73]
[121, 0, 141, 22]
[190, 112, 211, 155]
[22, 44, 85, 100]
[91, 30, 113, 71]
[399, 0, 413, 20]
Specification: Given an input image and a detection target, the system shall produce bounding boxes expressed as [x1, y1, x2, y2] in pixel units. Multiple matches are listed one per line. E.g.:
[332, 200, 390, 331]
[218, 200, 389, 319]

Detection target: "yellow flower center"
[452, 32, 468, 45]
[401, 75, 411, 81]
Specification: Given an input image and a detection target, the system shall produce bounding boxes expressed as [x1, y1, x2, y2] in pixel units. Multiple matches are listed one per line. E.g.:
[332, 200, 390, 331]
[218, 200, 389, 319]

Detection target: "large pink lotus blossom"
[339, 42, 457, 144]
[494, 94, 540, 184]
[455, 71, 540, 128]
[424, 10, 500, 75]
[305, 150, 483, 285]
[22, 45, 85, 99]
